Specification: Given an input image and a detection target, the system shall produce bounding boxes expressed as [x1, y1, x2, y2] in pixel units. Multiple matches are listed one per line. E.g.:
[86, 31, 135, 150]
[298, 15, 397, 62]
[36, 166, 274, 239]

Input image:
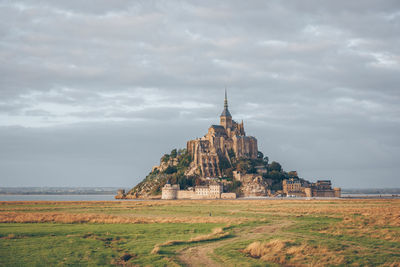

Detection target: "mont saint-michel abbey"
[186, 91, 258, 177]
[138, 91, 341, 200]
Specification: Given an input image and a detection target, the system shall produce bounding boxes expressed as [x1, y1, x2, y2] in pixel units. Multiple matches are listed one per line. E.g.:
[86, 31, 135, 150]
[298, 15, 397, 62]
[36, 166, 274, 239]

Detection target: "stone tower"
[161, 179, 179, 199]
[220, 90, 232, 129]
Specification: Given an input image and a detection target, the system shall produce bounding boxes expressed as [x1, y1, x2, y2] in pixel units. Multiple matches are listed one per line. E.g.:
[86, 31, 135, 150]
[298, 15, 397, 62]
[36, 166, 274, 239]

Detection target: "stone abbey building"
[119, 91, 342, 200]
[185, 91, 258, 177]
[156, 92, 341, 200]
[162, 92, 253, 200]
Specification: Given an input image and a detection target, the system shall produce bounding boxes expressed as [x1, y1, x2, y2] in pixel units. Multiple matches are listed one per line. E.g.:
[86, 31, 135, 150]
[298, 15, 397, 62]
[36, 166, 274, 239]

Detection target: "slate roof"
[211, 125, 225, 129]
[220, 108, 232, 117]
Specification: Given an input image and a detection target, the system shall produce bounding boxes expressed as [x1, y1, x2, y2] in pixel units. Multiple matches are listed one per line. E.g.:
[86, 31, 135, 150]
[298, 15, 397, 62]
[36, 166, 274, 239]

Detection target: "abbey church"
[186, 91, 258, 177]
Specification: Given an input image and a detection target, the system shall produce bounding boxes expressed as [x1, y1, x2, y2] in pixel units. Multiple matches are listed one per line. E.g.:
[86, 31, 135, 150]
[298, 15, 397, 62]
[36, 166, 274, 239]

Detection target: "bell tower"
[220, 89, 232, 129]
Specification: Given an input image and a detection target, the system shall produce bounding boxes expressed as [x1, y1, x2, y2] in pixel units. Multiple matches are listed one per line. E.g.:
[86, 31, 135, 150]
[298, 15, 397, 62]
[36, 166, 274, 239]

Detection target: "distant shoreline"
[1, 193, 400, 202]
[0, 194, 117, 201]
[0, 187, 124, 196]
[0, 192, 116, 195]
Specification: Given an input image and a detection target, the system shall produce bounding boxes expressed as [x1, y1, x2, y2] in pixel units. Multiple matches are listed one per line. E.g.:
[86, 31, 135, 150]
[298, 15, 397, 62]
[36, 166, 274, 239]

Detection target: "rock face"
[241, 176, 270, 197]
[186, 91, 258, 177]
[115, 189, 126, 199]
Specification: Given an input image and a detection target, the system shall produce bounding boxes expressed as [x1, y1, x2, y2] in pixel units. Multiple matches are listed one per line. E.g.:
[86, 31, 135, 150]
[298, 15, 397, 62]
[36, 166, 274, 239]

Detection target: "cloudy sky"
[1, 0, 399, 188]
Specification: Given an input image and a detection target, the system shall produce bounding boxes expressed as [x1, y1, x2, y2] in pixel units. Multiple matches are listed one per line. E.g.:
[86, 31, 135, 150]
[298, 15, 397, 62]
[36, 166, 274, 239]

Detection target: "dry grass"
[151, 227, 230, 254]
[188, 227, 226, 242]
[0, 212, 240, 224]
[151, 245, 160, 254]
[1, 200, 399, 242]
[383, 262, 400, 267]
[320, 217, 400, 243]
[244, 239, 346, 266]
[1, 199, 399, 266]
[241, 199, 400, 217]
[2, 199, 399, 214]
[318, 205, 400, 242]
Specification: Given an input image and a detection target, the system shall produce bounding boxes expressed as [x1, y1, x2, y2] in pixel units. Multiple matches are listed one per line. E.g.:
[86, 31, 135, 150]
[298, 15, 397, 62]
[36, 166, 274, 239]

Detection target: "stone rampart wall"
[221, 193, 236, 199]
[286, 192, 306, 197]
[334, 188, 341, 197]
[177, 190, 195, 199]
[312, 190, 335, 197]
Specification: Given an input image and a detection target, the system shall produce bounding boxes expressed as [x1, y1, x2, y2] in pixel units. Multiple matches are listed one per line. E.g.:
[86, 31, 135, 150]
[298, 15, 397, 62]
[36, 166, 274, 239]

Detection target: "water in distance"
[0, 194, 117, 201]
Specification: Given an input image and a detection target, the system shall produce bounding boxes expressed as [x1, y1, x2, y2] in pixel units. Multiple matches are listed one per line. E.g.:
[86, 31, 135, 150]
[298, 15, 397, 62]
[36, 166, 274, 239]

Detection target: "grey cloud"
[0, 0, 399, 187]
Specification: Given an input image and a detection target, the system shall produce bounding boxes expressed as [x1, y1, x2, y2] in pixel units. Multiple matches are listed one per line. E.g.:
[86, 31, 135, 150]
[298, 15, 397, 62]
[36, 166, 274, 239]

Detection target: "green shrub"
[164, 166, 177, 174]
[170, 149, 177, 158]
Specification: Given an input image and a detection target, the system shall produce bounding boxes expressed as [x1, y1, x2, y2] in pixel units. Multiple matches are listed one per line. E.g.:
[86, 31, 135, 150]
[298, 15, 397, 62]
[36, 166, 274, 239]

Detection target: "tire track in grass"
[177, 220, 292, 267]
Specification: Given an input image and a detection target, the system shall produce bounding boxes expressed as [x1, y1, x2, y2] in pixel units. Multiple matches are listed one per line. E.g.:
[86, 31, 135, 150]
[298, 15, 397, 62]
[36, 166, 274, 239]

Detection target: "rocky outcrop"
[241, 176, 270, 197]
[115, 189, 126, 199]
[122, 148, 193, 199]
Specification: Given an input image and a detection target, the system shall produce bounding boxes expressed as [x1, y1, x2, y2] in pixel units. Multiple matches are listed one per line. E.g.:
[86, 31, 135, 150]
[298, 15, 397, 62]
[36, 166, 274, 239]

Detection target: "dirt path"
[177, 220, 292, 267]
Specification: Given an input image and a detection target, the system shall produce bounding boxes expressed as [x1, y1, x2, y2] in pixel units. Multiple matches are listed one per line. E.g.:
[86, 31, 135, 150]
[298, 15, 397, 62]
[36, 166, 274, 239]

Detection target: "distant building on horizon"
[283, 178, 341, 197]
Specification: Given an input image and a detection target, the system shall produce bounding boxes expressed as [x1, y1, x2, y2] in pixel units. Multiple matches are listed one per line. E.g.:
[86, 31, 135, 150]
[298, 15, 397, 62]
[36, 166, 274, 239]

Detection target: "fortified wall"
[161, 181, 236, 200]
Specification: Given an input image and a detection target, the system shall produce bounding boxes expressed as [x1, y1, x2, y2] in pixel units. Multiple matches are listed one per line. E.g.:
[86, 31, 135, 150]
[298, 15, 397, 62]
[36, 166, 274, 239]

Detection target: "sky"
[0, 0, 399, 188]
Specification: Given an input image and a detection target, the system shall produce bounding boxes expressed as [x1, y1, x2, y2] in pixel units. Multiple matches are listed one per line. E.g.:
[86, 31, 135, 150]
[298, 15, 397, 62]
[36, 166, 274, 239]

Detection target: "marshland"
[0, 199, 399, 266]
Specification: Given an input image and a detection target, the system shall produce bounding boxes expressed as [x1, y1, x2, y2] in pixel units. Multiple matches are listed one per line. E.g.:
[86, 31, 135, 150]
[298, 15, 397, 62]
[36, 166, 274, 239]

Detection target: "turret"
[238, 120, 245, 136]
[220, 90, 232, 129]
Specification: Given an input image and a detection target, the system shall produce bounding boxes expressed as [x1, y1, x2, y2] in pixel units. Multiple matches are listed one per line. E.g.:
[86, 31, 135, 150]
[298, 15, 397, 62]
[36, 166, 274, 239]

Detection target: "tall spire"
[220, 88, 232, 118]
[224, 88, 228, 109]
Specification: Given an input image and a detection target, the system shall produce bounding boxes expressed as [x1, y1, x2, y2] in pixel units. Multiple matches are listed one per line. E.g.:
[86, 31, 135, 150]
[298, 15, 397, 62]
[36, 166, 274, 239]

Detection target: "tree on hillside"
[177, 152, 191, 170]
[236, 159, 251, 173]
[170, 149, 177, 158]
[218, 154, 231, 172]
[161, 154, 170, 163]
[269, 161, 282, 172]
[225, 180, 242, 193]
[164, 166, 177, 174]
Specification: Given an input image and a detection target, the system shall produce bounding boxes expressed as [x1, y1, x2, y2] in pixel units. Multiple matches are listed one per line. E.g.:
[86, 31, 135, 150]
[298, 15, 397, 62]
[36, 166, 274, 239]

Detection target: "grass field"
[0, 199, 399, 266]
